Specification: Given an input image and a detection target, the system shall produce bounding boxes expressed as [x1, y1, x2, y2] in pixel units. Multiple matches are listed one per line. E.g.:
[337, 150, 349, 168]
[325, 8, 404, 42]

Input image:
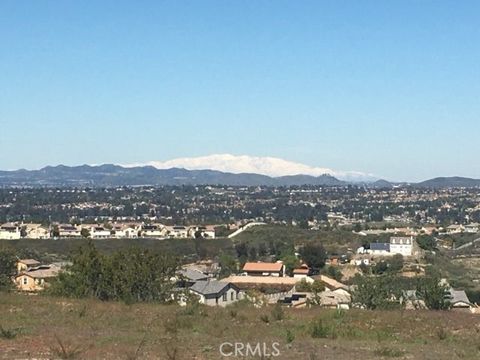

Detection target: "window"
[231, 292, 234, 301]
[222, 293, 227, 302]
[23, 277, 27, 285]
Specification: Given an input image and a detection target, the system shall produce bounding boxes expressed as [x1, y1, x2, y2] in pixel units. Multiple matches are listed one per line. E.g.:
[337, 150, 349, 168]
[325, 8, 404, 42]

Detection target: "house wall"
[15, 275, 44, 291]
[198, 288, 242, 307]
[27, 228, 50, 239]
[0, 230, 21, 240]
[390, 244, 412, 256]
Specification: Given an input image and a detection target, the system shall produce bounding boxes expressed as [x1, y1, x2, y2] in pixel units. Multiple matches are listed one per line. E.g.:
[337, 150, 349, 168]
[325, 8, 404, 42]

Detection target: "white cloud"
[123, 154, 378, 182]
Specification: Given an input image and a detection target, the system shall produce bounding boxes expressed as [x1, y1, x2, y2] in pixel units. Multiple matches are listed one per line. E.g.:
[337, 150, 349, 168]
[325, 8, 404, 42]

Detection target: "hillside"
[1, 293, 479, 359]
[415, 177, 480, 188]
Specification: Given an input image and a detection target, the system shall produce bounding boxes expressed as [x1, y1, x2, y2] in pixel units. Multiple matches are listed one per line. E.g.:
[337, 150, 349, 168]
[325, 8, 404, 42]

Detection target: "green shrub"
[270, 304, 284, 321]
[285, 329, 295, 344]
[309, 319, 332, 339]
[260, 314, 270, 324]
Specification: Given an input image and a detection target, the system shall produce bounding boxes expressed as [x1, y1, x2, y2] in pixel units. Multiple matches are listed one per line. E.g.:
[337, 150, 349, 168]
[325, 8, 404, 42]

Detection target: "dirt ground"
[1, 293, 480, 359]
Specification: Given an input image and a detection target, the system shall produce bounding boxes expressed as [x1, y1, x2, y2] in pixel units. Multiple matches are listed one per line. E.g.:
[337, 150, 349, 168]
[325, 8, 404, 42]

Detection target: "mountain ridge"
[0, 164, 346, 187]
[0, 165, 479, 188]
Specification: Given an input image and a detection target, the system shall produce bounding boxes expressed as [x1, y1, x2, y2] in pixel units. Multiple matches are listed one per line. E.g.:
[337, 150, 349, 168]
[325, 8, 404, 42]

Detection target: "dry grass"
[1, 293, 480, 359]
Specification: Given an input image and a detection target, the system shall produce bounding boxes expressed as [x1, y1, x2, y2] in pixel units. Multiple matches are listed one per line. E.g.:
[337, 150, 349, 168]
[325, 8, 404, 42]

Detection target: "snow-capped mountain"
[124, 154, 378, 182]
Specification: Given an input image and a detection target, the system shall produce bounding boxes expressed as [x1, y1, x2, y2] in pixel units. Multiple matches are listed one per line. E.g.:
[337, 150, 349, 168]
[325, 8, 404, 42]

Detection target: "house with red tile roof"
[242, 261, 285, 277]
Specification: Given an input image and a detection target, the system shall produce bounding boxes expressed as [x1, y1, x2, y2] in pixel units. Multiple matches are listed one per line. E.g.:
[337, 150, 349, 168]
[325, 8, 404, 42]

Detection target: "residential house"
[446, 224, 464, 234]
[242, 262, 286, 277]
[390, 236, 413, 256]
[319, 290, 351, 310]
[58, 224, 81, 238]
[89, 226, 111, 239]
[0, 223, 21, 240]
[167, 225, 189, 238]
[293, 264, 310, 279]
[177, 268, 209, 287]
[142, 224, 167, 238]
[313, 275, 351, 298]
[111, 224, 139, 238]
[17, 259, 41, 273]
[449, 289, 472, 312]
[464, 223, 479, 234]
[25, 224, 50, 239]
[188, 226, 216, 239]
[367, 242, 390, 255]
[190, 280, 242, 307]
[15, 264, 61, 292]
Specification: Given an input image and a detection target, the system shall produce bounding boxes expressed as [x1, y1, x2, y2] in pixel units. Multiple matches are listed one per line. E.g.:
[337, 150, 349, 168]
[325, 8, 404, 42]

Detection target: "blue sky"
[1, 1, 479, 181]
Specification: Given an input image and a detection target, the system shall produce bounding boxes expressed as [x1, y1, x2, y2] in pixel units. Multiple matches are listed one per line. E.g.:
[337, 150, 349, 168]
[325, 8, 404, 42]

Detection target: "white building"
[142, 224, 167, 238]
[189, 226, 216, 239]
[89, 226, 111, 239]
[167, 226, 189, 238]
[58, 224, 81, 238]
[25, 224, 50, 239]
[112, 224, 139, 238]
[0, 224, 21, 240]
[389, 236, 413, 256]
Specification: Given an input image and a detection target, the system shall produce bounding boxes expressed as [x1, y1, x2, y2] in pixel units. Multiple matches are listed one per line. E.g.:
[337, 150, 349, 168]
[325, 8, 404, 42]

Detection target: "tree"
[388, 254, 404, 273]
[49, 241, 179, 303]
[235, 243, 249, 264]
[324, 266, 343, 281]
[219, 253, 237, 278]
[81, 228, 90, 238]
[416, 276, 450, 310]
[352, 274, 404, 310]
[299, 244, 327, 270]
[248, 247, 258, 261]
[0, 248, 16, 290]
[417, 235, 437, 251]
[281, 254, 300, 277]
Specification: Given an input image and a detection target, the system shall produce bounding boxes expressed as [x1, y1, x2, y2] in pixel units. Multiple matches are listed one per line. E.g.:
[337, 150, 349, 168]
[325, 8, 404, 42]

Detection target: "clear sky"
[1, 1, 479, 181]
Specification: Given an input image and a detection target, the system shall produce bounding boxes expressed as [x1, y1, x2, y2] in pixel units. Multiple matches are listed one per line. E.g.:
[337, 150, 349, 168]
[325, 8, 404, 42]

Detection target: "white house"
[189, 226, 216, 239]
[390, 237, 413, 256]
[58, 224, 81, 238]
[90, 226, 111, 239]
[0, 223, 21, 240]
[112, 224, 139, 238]
[142, 224, 167, 238]
[167, 226, 189, 238]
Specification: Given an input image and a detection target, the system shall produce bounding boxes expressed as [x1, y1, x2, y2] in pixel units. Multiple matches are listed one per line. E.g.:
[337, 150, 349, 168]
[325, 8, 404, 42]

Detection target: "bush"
[260, 314, 270, 324]
[309, 319, 333, 339]
[285, 329, 295, 344]
[0, 325, 19, 339]
[373, 346, 404, 358]
[270, 304, 284, 321]
[0, 248, 16, 291]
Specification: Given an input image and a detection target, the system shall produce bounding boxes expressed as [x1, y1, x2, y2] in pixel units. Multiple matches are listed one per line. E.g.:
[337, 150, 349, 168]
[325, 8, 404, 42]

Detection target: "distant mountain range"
[0, 164, 479, 188]
[0, 164, 346, 187]
[414, 177, 480, 188]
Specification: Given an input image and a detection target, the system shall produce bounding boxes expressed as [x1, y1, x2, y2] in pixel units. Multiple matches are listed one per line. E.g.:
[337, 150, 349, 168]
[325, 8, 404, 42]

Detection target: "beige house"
[25, 224, 50, 239]
[15, 265, 60, 292]
[17, 259, 41, 273]
[242, 262, 286, 277]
